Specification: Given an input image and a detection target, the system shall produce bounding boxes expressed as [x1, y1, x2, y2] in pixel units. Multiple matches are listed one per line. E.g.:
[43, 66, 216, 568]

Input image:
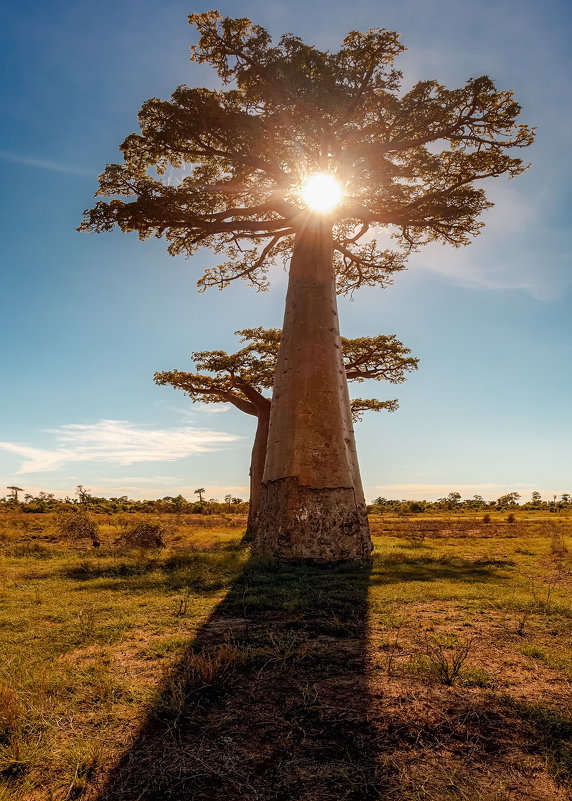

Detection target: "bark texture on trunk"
[245, 404, 270, 540]
[254, 218, 371, 562]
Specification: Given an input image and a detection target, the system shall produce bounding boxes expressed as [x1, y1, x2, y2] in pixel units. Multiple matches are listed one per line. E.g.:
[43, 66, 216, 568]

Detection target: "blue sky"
[1, 0, 570, 503]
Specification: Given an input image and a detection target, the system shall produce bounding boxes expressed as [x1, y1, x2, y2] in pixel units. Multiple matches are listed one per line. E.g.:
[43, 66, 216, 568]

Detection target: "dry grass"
[0, 511, 570, 799]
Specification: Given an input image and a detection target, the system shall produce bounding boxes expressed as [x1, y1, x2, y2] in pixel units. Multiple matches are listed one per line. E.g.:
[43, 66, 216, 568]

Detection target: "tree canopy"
[154, 327, 419, 421]
[80, 11, 534, 294]
[80, 11, 534, 561]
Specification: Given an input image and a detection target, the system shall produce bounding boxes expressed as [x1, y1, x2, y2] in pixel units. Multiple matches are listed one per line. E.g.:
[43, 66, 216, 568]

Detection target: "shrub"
[404, 524, 426, 547]
[550, 532, 569, 560]
[0, 685, 20, 749]
[55, 509, 100, 548]
[413, 631, 474, 685]
[122, 520, 170, 548]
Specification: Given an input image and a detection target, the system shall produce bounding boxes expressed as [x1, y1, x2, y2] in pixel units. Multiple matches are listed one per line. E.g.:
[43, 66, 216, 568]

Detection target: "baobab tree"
[6, 486, 24, 504]
[75, 485, 90, 506]
[155, 327, 418, 535]
[80, 12, 533, 561]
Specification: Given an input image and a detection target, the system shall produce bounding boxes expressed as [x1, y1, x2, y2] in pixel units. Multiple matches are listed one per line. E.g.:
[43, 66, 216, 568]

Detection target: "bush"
[121, 521, 169, 548]
[414, 632, 474, 685]
[55, 509, 100, 548]
[550, 532, 569, 560]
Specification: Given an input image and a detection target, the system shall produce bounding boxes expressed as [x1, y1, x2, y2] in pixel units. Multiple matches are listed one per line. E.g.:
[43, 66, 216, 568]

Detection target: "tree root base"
[252, 476, 372, 562]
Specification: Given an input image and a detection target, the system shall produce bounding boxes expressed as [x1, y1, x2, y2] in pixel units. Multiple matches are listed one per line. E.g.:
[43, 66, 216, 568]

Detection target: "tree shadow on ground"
[67, 551, 510, 596]
[369, 553, 513, 585]
[93, 555, 572, 800]
[95, 557, 386, 801]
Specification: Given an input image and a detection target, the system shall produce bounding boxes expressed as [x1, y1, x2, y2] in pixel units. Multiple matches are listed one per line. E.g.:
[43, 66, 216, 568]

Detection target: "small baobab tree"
[7, 486, 24, 505]
[155, 327, 418, 535]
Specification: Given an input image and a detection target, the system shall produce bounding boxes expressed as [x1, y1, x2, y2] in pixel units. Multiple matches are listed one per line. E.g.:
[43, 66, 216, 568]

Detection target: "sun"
[301, 173, 343, 213]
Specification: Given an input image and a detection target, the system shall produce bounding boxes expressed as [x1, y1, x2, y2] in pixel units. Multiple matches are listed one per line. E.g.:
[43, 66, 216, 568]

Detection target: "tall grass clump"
[55, 508, 100, 548]
[121, 520, 171, 548]
[0, 684, 24, 777]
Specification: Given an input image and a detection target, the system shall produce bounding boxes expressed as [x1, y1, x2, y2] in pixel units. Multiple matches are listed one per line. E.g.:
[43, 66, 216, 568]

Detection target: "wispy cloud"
[408, 183, 572, 300]
[0, 479, 251, 502]
[92, 475, 180, 485]
[370, 483, 565, 501]
[374, 482, 506, 493]
[0, 419, 240, 474]
[0, 149, 92, 177]
[351, 181, 572, 300]
[178, 403, 233, 417]
[83, 482, 250, 501]
[194, 404, 233, 414]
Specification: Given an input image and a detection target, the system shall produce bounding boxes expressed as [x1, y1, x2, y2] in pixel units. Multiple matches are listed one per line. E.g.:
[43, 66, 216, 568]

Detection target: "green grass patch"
[0, 513, 569, 798]
[507, 699, 572, 784]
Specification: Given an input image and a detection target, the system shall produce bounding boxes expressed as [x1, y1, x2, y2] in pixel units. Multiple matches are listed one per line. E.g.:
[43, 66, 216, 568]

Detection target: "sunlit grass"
[0, 511, 570, 797]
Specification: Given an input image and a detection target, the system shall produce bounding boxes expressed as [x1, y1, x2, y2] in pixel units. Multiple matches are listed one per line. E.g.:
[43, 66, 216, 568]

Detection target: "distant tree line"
[1, 487, 569, 515]
[0, 486, 249, 515]
[370, 491, 572, 515]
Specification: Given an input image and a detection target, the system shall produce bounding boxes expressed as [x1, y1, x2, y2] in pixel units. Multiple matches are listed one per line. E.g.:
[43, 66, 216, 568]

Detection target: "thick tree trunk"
[244, 404, 270, 540]
[253, 217, 372, 562]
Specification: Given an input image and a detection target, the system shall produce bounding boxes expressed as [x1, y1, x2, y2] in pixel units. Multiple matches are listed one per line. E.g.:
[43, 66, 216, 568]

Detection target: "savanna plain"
[0, 511, 571, 800]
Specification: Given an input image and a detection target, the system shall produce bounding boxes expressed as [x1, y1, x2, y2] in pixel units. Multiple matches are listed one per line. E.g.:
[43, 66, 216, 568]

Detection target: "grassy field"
[0, 511, 570, 800]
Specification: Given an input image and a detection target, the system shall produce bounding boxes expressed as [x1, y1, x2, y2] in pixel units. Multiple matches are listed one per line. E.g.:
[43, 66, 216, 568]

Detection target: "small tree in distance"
[155, 328, 418, 534]
[497, 492, 521, 509]
[75, 485, 90, 506]
[194, 488, 205, 503]
[6, 486, 24, 505]
[81, 12, 533, 560]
